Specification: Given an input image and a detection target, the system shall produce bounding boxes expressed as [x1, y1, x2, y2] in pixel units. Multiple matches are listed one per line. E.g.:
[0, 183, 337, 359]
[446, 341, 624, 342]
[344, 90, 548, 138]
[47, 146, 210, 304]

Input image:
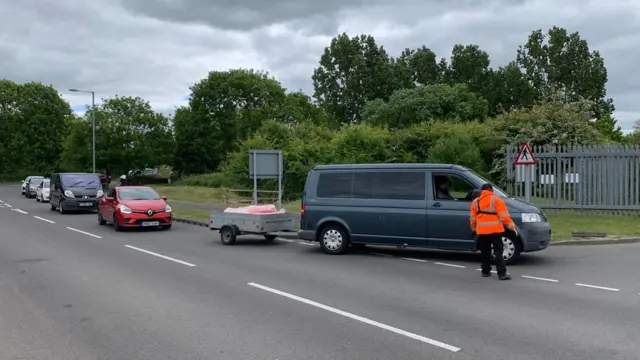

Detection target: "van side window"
[432, 173, 476, 201]
[371, 172, 425, 200]
[317, 173, 353, 198]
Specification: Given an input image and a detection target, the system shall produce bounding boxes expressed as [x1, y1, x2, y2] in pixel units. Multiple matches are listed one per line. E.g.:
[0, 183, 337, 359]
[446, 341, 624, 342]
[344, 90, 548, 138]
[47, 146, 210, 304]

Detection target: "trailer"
[209, 210, 297, 245]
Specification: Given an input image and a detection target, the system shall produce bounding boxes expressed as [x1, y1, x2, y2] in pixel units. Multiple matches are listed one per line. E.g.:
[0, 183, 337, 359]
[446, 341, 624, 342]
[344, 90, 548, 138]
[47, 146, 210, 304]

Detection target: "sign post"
[514, 143, 536, 202]
[248, 150, 284, 209]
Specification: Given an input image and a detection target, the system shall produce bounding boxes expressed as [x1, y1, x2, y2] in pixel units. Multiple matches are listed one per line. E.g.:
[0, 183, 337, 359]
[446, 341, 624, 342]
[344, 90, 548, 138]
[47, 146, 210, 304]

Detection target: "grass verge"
[162, 186, 640, 241]
[154, 185, 301, 213]
[544, 211, 640, 241]
[171, 206, 210, 221]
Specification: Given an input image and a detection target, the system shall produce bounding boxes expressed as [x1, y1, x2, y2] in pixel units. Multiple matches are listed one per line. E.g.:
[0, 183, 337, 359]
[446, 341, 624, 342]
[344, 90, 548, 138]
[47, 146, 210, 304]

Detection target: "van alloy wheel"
[492, 236, 521, 264]
[322, 229, 343, 251]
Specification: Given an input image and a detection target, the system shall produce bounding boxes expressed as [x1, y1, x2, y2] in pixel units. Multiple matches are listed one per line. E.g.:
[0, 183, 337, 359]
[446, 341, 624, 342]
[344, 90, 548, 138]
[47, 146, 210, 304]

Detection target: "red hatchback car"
[98, 186, 172, 231]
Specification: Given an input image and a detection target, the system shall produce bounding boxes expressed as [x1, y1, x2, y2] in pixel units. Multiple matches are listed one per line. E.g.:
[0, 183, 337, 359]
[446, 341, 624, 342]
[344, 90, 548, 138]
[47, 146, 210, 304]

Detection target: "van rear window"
[316, 171, 425, 200]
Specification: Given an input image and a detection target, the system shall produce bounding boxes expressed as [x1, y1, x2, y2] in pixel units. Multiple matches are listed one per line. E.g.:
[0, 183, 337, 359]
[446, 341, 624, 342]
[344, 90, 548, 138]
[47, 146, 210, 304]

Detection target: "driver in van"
[435, 176, 455, 200]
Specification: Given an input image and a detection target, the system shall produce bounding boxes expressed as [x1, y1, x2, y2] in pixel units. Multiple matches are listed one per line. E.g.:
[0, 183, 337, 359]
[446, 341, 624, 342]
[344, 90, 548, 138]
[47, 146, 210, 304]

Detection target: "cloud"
[1, 0, 639, 130]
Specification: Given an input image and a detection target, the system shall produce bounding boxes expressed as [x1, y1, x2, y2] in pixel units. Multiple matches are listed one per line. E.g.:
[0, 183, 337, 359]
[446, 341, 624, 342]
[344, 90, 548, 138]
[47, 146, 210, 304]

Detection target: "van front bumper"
[61, 198, 99, 211]
[520, 221, 552, 252]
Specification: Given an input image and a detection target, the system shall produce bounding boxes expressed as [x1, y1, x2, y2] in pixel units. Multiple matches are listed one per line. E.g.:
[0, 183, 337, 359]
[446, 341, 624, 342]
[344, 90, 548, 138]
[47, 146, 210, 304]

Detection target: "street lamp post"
[69, 89, 96, 174]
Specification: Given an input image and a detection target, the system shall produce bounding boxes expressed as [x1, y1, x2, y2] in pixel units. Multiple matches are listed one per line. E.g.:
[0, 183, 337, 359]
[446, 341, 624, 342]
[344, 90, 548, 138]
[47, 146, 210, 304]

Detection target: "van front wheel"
[319, 225, 349, 255]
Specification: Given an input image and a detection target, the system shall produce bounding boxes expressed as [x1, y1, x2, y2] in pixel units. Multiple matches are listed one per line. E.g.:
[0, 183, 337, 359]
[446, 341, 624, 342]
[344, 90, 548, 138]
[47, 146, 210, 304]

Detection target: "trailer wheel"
[220, 226, 236, 245]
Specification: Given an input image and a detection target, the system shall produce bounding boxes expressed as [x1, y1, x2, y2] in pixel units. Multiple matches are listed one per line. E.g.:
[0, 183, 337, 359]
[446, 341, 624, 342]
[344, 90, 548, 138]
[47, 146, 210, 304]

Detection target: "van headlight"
[521, 213, 542, 223]
[96, 190, 104, 197]
[64, 190, 75, 198]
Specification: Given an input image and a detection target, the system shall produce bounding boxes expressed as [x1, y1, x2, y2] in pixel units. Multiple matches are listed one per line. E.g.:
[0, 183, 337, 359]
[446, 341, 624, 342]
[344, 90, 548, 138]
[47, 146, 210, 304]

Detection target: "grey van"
[298, 164, 551, 264]
[50, 173, 105, 214]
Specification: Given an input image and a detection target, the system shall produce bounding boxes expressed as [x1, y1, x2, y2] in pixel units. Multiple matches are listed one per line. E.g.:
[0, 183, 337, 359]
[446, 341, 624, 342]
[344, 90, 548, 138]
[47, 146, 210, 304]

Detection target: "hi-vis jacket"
[470, 190, 516, 235]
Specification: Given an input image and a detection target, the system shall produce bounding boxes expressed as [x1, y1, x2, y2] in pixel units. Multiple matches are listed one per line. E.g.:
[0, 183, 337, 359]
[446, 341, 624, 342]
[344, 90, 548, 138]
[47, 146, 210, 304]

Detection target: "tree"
[312, 33, 394, 124]
[0, 80, 72, 178]
[483, 62, 536, 115]
[593, 114, 623, 142]
[516, 27, 614, 118]
[362, 84, 489, 128]
[391, 46, 443, 90]
[173, 69, 287, 176]
[60, 96, 174, 178]
[276, 91, 335, 127]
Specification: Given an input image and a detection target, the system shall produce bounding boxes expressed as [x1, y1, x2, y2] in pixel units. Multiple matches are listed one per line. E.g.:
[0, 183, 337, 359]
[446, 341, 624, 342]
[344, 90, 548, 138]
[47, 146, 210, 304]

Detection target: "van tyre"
[493, 236, 522, 265]
[264, 235, 277, 242]
[319, 225, 349, 255]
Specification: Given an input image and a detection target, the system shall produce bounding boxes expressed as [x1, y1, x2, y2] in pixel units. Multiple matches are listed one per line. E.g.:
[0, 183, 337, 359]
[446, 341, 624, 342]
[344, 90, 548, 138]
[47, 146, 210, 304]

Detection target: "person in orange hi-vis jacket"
[470, 183, 517, 280]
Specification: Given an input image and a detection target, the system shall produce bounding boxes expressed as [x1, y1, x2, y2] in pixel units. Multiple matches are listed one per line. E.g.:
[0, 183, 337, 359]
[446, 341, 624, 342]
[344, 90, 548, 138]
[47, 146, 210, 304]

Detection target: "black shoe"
[481, 272, 491, 277]
[498, 273, 512, 280]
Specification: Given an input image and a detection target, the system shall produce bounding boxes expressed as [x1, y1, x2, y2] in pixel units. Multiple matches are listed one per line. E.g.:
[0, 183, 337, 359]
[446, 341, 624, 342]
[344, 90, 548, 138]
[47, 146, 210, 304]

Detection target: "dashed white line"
[476, 269, 498, 274]
[370, 252, 393, 257]
[278, 238, 295, 243]
[435, 262, 466, 268]
[11, 208, 27, 214]
[33, 216, 55, 224]
[66, 227, 102, 239]
[247, 282, 461, 352]
[298, 241, 316, 246]
[5, 203, 12, 207]
[402, 257, 427, 263]
[575, 283, 620, 292]
[521, 275, 559, 283]
[124, 245, 196, 267]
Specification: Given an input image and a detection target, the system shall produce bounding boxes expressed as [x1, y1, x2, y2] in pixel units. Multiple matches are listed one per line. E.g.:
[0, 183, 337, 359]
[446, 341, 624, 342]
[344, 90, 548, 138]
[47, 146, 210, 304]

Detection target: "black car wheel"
[112, 214, 122, 231]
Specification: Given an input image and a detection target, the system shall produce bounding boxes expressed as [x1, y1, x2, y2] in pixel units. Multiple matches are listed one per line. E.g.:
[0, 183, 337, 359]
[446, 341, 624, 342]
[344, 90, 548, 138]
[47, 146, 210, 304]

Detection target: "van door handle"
[432, 202, 442, 208]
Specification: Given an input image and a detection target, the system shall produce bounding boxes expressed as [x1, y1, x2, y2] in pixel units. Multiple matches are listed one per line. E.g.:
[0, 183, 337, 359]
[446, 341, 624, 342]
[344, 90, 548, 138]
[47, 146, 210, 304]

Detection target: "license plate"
[141, 221, 160, 227]
[79, 202, 93, 207]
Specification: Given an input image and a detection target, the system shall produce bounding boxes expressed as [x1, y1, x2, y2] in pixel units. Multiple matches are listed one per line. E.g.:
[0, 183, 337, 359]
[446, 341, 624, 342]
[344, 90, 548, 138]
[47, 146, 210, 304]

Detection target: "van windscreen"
[61, 174, 100, 187]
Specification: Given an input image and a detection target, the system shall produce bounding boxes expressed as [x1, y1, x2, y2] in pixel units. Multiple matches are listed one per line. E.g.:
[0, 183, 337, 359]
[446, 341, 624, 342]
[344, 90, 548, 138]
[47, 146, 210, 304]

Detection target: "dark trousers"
[478, 233, 507, 275]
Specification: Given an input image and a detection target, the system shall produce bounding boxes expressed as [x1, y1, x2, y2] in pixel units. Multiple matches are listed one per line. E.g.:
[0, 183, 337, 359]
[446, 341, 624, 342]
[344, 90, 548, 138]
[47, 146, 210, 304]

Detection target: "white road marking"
[298, 241, 316, 246]
[521, 275, 559, 283]
[278, 238, 295, 242]
[4, 203, 12, 207]
[402, 257, 427, 263]
[247, 282, 461, 352]
[370, 252, 393, 257]
[575, 283, 620, 292]
[66, 227, 102, 239]
[11, 208, 27, 214]
[124, 245, 196, 267]
[476, 269, 498, 274]
[33, 216, 55, 224]
[434, 262, 465, 268]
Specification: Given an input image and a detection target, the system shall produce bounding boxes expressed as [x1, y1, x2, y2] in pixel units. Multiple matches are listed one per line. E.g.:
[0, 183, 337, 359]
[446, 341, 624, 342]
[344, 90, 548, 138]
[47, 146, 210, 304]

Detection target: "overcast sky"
[1, 0, 639, 131]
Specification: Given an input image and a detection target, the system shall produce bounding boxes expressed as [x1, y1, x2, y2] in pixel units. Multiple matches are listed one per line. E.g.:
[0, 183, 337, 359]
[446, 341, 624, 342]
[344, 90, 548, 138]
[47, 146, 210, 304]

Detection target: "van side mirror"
[471, 189, 481, 199]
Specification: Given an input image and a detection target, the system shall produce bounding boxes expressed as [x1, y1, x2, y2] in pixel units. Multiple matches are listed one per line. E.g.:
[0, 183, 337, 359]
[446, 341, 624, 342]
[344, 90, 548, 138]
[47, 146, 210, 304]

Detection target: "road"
[0, 184, 639, 360]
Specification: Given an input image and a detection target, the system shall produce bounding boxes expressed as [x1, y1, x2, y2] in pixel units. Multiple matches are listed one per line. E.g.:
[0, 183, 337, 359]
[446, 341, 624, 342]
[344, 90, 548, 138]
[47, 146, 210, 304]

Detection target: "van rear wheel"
[319, 225, 349, 255]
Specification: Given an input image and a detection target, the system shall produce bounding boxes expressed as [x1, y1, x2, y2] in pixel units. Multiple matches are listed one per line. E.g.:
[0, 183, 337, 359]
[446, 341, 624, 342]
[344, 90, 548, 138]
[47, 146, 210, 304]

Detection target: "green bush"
[173, 172, 232, 187]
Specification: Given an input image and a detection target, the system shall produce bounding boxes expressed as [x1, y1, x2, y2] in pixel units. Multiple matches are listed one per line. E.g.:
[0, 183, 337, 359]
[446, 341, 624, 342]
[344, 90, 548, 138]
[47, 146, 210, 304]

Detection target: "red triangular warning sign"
[514, 143, 536, 165]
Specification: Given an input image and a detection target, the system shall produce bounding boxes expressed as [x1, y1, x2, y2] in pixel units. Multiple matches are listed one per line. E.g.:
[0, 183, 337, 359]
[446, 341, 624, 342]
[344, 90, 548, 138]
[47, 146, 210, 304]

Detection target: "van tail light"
[300, 203, 305, 218]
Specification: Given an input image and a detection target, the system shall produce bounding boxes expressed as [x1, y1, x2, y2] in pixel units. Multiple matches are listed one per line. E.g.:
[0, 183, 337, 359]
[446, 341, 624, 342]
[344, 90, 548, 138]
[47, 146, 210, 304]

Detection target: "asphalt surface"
[1, 184, 639, 360]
